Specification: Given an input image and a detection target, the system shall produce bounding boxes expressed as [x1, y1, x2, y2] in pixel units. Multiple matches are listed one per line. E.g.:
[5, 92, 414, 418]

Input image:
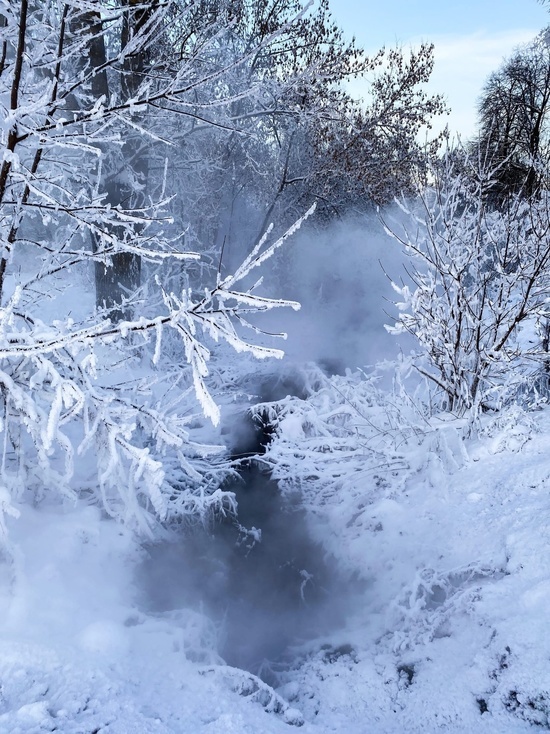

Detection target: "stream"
[138, 368, 347, 682]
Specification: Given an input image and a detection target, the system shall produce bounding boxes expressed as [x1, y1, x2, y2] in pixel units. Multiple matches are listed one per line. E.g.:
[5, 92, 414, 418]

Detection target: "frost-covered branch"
[385, 152, 550, 416]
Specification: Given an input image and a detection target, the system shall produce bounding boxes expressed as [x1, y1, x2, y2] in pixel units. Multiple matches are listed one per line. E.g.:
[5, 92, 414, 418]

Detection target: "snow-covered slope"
[276, 411, 550, 732]
[1, 388, 550, 732]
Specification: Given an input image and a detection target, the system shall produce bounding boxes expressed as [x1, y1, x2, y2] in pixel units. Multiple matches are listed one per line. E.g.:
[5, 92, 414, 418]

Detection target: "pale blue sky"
[328, 0, 550, 137]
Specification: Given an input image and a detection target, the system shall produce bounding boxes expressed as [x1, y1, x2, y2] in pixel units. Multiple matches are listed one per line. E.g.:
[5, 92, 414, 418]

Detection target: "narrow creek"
[138, 369, 347, 684]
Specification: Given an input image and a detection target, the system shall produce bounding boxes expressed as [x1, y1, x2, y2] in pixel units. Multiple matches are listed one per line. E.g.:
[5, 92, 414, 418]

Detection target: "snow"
[7, 1, 550, 730]
[0, 503, 305, 733]
[0, 246, 547, 732]
[1, 387, 550, 732]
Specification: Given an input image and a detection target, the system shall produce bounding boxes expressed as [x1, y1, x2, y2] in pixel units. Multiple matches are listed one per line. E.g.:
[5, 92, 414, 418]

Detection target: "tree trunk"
[76, 1, 153, 321]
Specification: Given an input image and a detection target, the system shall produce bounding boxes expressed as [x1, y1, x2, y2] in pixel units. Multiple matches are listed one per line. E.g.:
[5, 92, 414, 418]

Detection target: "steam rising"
[262, 209, 411, 370]
[137, 212, 406, 679]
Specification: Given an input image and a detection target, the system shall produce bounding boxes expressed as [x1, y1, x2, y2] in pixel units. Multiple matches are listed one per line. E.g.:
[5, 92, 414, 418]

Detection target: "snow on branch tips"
[0, 199, 309, 528]
[0, 0, 325, 532]
[384, 148, 550, 420]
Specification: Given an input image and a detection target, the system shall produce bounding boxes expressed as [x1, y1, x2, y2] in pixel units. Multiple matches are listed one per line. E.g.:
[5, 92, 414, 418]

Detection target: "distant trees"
[43, 0, 446, 311]
[475, 36, 550, 204]
[162, 0, 446, 277]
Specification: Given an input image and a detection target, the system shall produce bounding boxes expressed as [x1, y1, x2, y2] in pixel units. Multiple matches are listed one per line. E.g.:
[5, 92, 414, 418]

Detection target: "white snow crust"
[1, 393, 550, 732]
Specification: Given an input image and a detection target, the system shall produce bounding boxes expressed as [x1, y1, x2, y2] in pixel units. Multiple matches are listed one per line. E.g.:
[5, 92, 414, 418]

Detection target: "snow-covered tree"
[0, 0, 318, 535]
[386, 151, 550, 417]
[475, 34, 550, 204]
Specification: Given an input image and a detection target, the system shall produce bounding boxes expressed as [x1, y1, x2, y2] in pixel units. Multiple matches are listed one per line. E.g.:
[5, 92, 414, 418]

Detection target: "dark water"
[138, 369, 347, 680]
[138, 457, 342, 680]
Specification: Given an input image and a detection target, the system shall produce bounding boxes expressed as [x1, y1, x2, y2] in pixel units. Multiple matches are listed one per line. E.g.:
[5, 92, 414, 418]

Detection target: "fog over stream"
[137, 211, 409, 681]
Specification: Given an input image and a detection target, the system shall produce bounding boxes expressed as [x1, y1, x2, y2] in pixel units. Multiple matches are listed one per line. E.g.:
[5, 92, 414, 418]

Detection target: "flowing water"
[138, 370, 346, 681]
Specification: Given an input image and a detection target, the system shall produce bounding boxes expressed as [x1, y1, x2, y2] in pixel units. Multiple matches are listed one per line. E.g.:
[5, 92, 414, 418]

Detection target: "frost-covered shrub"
[255, 365, 406, 492]
[252, 363, 434, 567]
[0, 212, 312, 540]
[385, 154, 550, 417]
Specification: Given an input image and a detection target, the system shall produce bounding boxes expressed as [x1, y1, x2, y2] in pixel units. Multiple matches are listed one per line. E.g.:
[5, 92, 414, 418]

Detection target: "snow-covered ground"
[1, 366, 550, 733]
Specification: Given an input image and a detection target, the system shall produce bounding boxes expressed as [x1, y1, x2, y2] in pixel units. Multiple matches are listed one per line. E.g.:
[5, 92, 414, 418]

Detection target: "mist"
[257, 207, 413, 372]
[135, 209, 409, 681]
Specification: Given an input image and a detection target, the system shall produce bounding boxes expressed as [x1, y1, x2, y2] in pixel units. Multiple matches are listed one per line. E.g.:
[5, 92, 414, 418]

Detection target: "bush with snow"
[385, 153, 550, 419]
